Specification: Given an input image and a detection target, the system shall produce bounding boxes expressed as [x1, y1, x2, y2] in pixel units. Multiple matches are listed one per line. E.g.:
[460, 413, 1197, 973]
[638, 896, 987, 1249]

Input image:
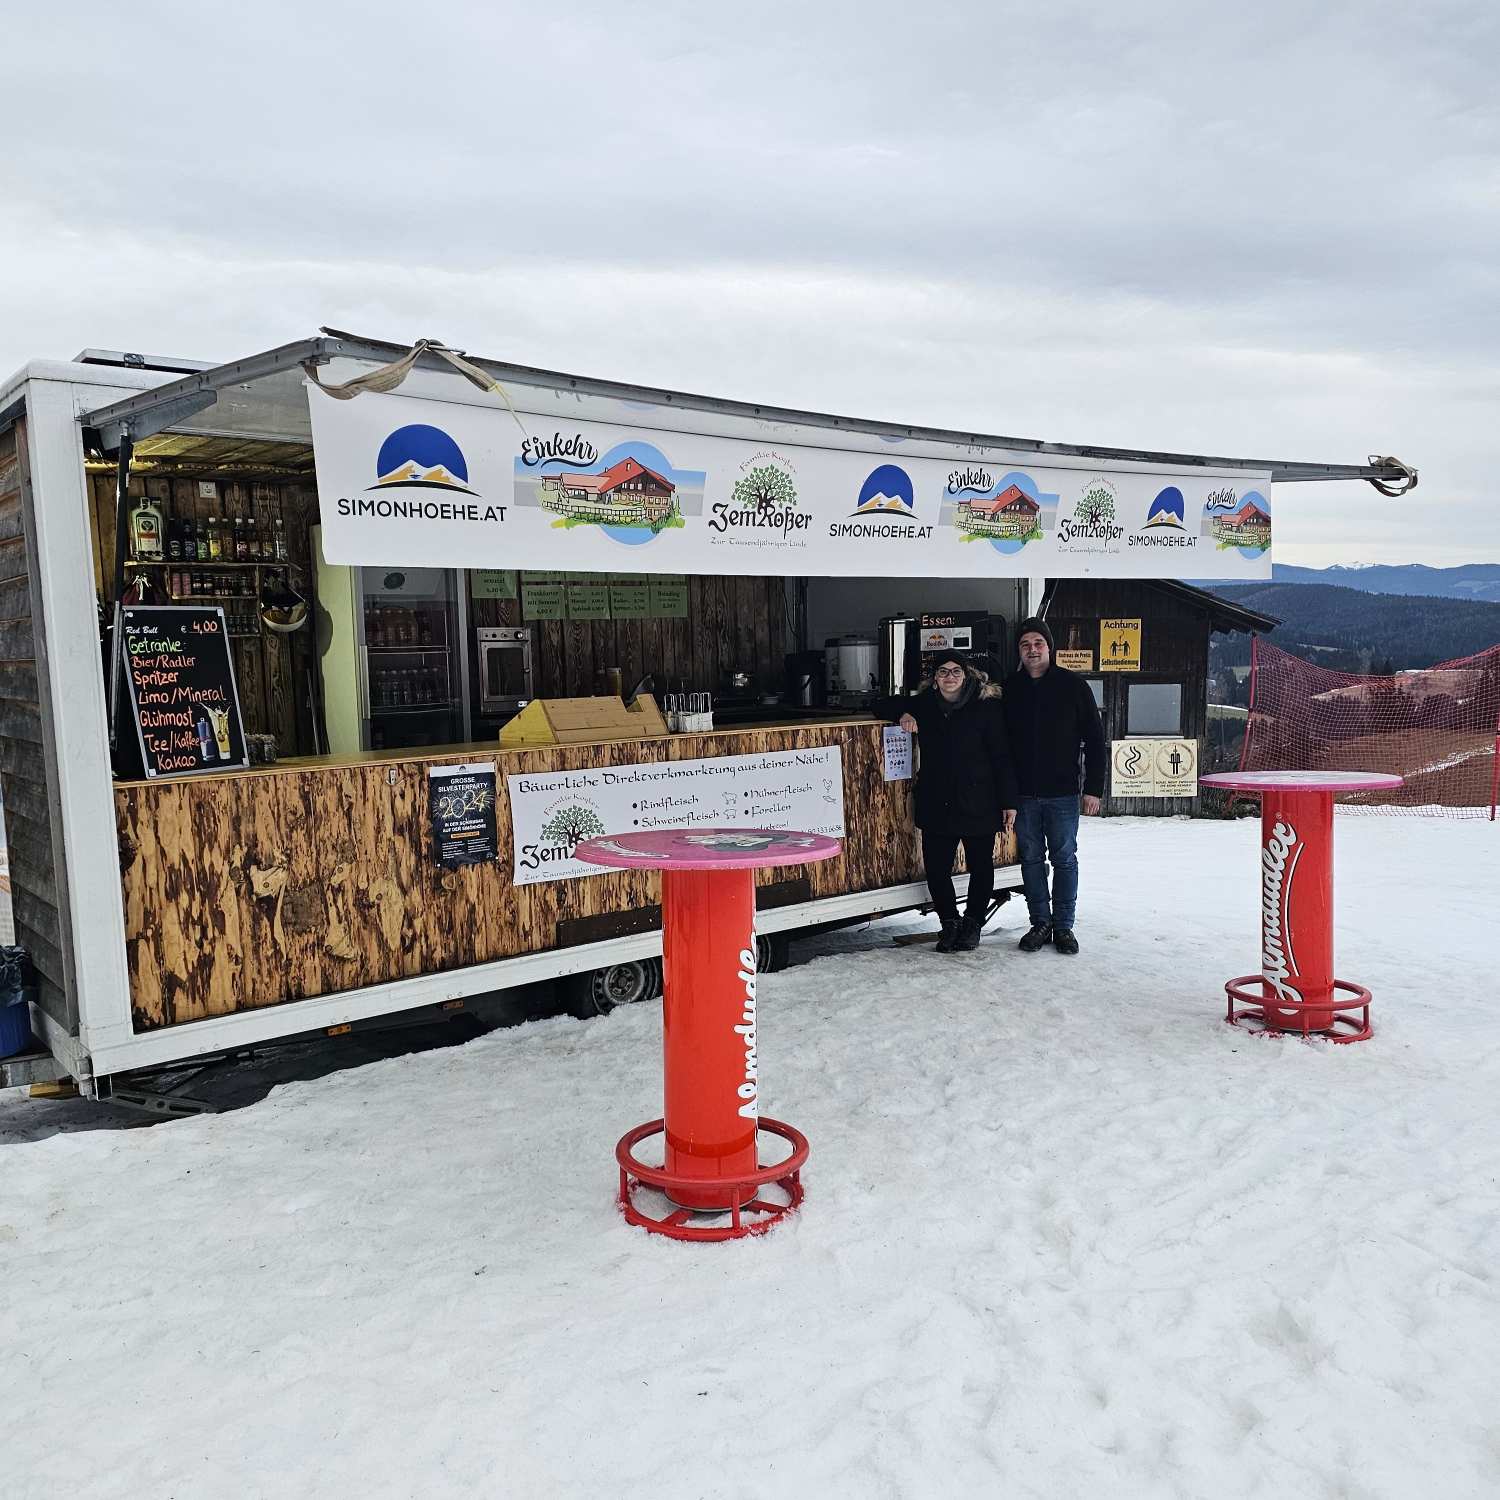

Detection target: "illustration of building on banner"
[1209, 499, 1272, 550]
[539, 457, 679, 531]
[955, 483, 1041, 541]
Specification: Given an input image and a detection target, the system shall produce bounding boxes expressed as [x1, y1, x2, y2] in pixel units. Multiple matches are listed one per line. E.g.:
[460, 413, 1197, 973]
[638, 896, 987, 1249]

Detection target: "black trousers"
[921, 830, 996, 925]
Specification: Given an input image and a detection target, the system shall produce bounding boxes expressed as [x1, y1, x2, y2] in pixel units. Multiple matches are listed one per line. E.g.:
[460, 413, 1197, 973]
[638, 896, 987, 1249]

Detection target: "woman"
[882, 648, 1019, 953]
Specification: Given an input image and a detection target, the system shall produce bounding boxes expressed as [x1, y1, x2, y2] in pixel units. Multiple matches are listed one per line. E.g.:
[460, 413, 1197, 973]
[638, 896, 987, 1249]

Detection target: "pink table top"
[574, 827, 842, 872]
[1200, 770, 1405, 793]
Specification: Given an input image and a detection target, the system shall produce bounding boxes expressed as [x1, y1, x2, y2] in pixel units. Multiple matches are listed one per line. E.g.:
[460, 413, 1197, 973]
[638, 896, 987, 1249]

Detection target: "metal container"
[824, 635, 878, 700]
[878, 615, 918, 698]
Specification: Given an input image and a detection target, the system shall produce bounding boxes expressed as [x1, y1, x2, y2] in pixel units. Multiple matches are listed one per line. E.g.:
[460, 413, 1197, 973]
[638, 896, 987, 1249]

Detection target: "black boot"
[1018, 922, 1053, 953]
[952, 917, 983, 952]
[934, 919, 960, 953]
[1052, 927, 1080, 955]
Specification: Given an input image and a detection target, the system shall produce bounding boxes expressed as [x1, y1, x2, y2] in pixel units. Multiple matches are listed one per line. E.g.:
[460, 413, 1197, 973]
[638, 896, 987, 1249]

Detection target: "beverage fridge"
[313, 528, 472, 753]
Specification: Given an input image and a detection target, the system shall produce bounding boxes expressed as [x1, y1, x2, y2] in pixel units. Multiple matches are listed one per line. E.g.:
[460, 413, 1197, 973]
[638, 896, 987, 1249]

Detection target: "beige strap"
[1366, 455, 1418, 497]
[302, 336, 528, 434]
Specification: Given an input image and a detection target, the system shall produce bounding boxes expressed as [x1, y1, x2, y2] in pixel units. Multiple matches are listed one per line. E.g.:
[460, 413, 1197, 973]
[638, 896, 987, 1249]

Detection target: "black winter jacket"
[879, 683, 1020, 835]
[1001, 665, 1107, 799]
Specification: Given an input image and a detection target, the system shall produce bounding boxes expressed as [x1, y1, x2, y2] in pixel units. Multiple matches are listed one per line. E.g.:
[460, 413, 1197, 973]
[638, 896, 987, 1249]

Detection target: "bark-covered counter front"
[115, 721, 954, 1031]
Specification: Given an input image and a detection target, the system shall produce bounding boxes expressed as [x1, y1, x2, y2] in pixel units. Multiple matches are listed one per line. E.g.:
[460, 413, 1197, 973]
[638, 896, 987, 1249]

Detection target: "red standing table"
[1200, 770, 1403, 1042]
[575, 827, 841, 1242]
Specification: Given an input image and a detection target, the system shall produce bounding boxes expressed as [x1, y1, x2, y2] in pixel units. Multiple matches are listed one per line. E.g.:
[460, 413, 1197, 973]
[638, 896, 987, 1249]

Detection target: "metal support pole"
[106, 433, 134, 755]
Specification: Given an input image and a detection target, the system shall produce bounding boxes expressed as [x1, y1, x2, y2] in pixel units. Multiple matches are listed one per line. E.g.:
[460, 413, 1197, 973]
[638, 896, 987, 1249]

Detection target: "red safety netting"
[1239, 638, 1500, 818]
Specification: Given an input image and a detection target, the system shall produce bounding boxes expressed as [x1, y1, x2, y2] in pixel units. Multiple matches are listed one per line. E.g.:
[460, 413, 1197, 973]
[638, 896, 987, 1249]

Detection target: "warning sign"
[1111, 738, 1198, 798]
[1100, 618, 1141, 672]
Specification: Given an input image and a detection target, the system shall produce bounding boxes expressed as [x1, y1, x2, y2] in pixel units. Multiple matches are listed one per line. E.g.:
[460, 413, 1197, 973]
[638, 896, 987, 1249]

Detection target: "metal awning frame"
[78, 330, 1416, 491]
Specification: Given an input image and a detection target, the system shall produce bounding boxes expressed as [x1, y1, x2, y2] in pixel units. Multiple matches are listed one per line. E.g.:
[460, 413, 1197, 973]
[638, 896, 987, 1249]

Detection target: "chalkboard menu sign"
[117, 605, 249, 779]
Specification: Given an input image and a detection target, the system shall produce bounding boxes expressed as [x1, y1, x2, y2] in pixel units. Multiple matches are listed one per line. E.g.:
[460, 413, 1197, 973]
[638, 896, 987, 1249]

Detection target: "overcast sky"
[2, 1, 1495, 565]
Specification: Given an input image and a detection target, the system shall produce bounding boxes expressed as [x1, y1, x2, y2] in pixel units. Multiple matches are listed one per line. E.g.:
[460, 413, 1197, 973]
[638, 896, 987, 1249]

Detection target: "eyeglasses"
[934, 666, 965, 679]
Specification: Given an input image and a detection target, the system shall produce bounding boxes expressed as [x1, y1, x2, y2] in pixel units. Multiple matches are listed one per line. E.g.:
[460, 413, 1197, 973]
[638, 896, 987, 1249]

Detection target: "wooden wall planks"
[114, 722, 951, 1031]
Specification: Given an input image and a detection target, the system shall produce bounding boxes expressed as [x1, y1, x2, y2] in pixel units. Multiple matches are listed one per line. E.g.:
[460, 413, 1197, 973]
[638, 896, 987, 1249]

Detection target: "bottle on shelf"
[205, 516, 221, 561]
[128, 495, 164, 561]
[418, 612, 433, 647]
[166, 517, 182, 562]
[273, 517, 288, 562]
[235, 516, 250, 562]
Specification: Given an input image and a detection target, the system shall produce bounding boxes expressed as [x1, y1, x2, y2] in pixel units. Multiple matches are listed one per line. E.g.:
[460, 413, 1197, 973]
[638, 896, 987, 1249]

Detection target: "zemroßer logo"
[518, 800, 607, 872]
[372, 424, 477, 495]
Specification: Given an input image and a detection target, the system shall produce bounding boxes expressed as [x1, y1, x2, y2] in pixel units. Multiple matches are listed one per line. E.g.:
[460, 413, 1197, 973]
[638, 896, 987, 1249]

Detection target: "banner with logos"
[308, 385, 1273, 580]
[507, 745, 844, 886]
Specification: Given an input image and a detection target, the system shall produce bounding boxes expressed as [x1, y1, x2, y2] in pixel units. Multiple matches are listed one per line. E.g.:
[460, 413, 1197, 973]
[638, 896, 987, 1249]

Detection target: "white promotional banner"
[307, 385, 1273, 580]
[507, 746, 845, 886]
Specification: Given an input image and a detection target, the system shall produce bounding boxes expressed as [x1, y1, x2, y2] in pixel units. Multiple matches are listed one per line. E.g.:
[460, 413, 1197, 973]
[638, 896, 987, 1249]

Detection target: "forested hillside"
[1207, 582, 1500, 671]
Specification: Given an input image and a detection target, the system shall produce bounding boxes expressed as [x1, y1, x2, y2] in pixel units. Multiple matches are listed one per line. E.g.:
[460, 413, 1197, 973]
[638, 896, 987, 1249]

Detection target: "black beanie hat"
[929, 646, 969, 672]
[1016, 616, 1055, 655]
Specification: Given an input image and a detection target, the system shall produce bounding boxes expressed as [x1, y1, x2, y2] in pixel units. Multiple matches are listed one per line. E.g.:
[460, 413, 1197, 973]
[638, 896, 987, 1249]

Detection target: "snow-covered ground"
[5, 816, 1499, 1498]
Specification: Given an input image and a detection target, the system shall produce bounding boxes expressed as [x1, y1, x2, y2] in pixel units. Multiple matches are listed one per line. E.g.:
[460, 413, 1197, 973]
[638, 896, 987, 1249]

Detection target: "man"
[886, 650, 1018, 953]
[1001, 617, 1106, 955]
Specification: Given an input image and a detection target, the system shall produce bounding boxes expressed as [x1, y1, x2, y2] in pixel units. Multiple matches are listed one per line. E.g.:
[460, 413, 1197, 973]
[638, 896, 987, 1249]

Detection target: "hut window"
[1085, 678, 1104, 711]
[1127, 681, 1183, 735]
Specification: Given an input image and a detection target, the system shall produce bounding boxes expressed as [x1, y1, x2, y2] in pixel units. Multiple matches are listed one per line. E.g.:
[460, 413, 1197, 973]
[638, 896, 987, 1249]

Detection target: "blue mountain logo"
[372, 424, 476, 494]
[1144, 486, 1186, 529]
[852, 464, 916, 516]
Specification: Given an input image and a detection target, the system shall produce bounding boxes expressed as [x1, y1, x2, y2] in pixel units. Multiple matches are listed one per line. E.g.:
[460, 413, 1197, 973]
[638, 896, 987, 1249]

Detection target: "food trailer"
[0, 334, 1412, 1098]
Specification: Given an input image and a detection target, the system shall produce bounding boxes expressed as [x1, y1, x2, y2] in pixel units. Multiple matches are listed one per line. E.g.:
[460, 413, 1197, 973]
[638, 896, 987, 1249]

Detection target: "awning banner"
[308, 384, 1272, 579]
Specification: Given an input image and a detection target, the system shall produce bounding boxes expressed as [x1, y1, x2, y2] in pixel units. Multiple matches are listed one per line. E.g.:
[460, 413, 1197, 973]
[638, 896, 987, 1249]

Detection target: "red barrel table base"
[616, 1117, 809, 1242]
[1224, 974, 1373, 1043]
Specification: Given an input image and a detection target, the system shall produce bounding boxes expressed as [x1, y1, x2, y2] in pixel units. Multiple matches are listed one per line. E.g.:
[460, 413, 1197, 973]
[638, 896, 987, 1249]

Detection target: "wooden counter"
[115, 720, 944, 1031]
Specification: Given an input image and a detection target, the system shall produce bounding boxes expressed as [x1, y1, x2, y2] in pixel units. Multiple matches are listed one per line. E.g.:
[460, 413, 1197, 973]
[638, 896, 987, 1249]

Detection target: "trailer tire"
[564, 957, 662, 1019]
[756, 932, 791, 974]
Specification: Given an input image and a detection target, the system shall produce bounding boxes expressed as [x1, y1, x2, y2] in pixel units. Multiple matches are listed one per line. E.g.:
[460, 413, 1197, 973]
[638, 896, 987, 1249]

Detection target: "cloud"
[1, 0, 1495, 564]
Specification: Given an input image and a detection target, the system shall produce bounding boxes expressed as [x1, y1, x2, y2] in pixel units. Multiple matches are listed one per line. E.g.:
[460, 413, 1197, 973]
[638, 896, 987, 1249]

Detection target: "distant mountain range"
[1203, 580, 1500, 671]
[1205, 563, 1500, 603]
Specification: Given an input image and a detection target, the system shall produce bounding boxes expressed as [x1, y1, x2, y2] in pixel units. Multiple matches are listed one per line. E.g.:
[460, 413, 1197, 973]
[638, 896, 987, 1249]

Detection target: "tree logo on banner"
[541, 804, 606, 848]
[732, 463, 799, 514]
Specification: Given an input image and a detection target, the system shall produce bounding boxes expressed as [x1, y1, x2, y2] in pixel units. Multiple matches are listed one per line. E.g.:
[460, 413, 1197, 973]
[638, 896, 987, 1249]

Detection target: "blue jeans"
[1015, 796, 1080, 930]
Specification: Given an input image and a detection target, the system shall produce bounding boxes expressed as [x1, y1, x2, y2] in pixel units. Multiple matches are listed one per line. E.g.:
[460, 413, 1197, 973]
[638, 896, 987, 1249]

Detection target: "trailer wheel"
[565, 957, 662, 1019]
[756, 932, 791, 974]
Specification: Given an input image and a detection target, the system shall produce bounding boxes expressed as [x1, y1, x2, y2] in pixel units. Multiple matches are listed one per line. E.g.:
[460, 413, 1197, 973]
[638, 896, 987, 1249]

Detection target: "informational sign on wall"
[117, 605, 248, 778]
[1055, 650, 1095, 672]
[428, 761, 499, 868]
[506, 746, 845, 886]
[1100, 618, 1142, 672]
[1111, 738, 1198, 798]
[309, 385, 1274, 581]
[881, 726, 913, 781]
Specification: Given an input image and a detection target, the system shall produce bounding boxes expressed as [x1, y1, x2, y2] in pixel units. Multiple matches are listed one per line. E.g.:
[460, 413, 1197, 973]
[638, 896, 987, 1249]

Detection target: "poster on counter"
[1110, 738, 1199, 798]
[428, 761, 499, 868]
[882, 726, 913, 781]
[308, 385, 1274, 581]
[507, 746, 844, 885]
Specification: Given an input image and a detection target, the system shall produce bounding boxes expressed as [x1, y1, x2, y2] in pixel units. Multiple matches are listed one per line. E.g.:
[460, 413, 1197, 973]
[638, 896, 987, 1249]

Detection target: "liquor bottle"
[273, 517, 288, 562]
[129, 495, 164, 561]
[166, 517, 182, 562]
[418, 612, 433, 647]
[235, 516, 249, 562]
[206, 516, 221, 561]
[198, 520, 211, 562]
[256, 517, 270, 561]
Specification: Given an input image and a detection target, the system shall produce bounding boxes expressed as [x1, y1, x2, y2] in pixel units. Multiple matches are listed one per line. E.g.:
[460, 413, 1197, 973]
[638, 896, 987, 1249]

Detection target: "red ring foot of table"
[616, 1117, 809, 1242]
[575, 827, 841, 1242]
[1199, 770, 1402, 1044]
[1224, 975, 1373, 1043]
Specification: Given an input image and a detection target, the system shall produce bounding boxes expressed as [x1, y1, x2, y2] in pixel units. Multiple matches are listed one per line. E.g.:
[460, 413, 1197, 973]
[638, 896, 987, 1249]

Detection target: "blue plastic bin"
[0, 995, 32, 1058]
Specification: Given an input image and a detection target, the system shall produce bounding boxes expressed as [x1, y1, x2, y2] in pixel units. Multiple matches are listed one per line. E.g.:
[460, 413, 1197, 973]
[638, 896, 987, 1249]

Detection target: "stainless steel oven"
[477, 627, 534, 715]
